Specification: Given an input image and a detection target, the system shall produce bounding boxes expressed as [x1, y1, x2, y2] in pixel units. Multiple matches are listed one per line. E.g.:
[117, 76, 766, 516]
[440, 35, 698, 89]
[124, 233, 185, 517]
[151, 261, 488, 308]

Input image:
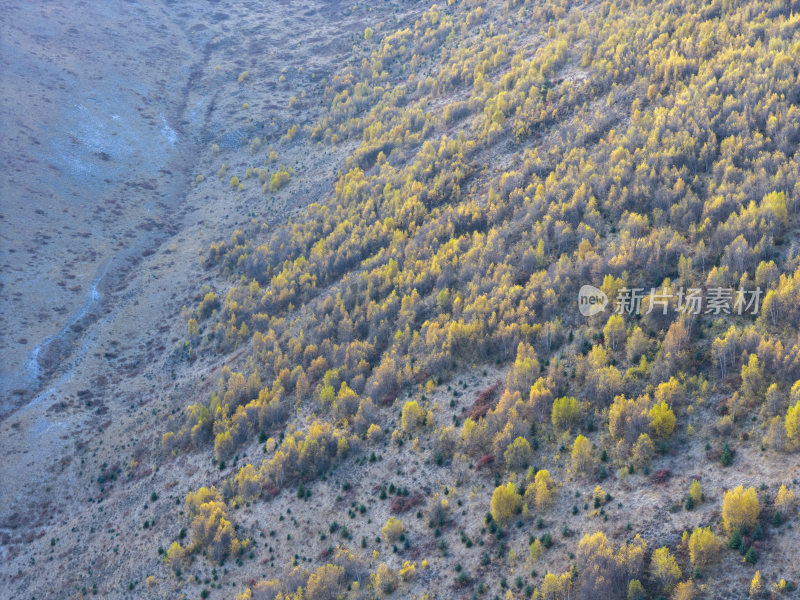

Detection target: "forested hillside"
[162, 0, 800, 598]
[153, 0, 800, 598]
[25, 0, 800, 598]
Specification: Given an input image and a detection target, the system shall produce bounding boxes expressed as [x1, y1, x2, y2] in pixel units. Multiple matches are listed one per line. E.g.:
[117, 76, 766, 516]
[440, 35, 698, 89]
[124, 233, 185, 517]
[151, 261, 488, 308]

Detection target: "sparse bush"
[399, 561, 416, 582]
[269, 167, 291, 192]
[371, 562, 397, 594]
[381, 517, 404, 543]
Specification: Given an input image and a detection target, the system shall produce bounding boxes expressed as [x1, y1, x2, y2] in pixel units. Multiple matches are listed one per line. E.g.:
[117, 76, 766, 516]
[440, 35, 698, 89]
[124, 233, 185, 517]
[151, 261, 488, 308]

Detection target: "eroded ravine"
[0, 0, 202, 410]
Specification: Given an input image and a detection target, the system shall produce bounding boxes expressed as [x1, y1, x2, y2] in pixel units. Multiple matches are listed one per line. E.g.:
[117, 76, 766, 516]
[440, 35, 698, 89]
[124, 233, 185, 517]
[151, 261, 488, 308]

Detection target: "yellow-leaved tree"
[688, 479, 704, 506]
[631, 432, 655, 469]
[504, 436, 532, 470]
[672, 581, 696, 600]
[533, 469, 556, 510]
[648, 401, 676, 437]
[603, 314, 626, 351]
[571, 434, 594, 474]
[775, 484, 796, 513]
[305, 564, 345, 600]
[491, 482, 522, 525]
[749, 571, 763, 597]
[529, 538, 544, 562]
[649, 546, 681, 592]
[786, 400, 800, 444]
[371, 562, 397, 594]
[688, 527, 723, 570]
[575, 531, 647, 598]
[551, 396, 579, 430]
[400, 400, 427, 432]
[722, 485, 760, 534]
